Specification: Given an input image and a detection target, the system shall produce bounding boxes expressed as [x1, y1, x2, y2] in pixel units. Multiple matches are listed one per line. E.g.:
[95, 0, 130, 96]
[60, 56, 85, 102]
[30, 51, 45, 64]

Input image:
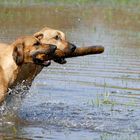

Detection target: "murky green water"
[0, 1, 140, 140]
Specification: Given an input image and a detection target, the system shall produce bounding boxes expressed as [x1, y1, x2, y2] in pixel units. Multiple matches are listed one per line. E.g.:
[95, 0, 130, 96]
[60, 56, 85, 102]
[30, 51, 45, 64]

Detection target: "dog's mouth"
[53, 58, 67, 64]
[30, 50, 52, 67]
[33, 57, 51, 67]
[52, 49, 67, 64]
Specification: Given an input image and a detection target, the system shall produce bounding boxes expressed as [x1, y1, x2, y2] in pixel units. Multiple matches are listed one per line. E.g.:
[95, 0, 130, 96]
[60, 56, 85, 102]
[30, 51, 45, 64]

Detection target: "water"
[0, 1, 140, 140]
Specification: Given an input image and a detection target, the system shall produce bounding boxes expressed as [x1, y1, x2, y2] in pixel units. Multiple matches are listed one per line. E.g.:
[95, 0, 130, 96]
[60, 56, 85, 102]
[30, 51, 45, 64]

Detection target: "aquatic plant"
[89, 91, 137, 107]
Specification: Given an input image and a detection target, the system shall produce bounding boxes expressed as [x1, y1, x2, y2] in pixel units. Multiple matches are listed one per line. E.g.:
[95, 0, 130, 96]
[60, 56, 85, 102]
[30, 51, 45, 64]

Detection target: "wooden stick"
[54, 45, 104, 59]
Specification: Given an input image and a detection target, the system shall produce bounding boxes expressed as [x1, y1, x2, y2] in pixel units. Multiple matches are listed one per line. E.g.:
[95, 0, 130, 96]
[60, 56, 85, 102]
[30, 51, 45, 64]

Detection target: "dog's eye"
[33, 42, 40, 49]
[54, 35, 61, 40]
[34, 42, 40, 46]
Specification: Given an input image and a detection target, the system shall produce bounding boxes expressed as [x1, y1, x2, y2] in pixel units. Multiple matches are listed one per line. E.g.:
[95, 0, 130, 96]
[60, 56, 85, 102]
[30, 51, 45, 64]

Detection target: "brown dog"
[0, 27, 104, 103]
[34, 27, 104, 62]
[0, 36, 56, 103]
[34, 27, 77, 64]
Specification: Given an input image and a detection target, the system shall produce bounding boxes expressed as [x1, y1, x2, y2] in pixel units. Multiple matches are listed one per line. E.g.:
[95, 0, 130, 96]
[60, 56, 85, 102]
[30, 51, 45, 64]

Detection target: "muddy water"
[0, 2, 140, 140]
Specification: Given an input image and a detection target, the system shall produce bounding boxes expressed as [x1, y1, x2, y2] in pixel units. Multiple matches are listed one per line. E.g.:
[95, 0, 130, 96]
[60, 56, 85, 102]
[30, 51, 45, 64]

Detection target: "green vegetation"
[90, 92, 117, 107]
[0, 0, 140, 6]
[88, 92, 137, 107]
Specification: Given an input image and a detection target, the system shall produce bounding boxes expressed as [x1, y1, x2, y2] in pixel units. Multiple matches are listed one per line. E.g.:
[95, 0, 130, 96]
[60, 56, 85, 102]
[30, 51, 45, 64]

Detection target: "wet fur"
[0, 36, 55, 103]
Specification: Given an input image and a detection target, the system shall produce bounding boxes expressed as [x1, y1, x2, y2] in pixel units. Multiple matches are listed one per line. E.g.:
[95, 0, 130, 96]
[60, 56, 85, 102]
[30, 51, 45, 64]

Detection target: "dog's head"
[12, 36, 56, 67]
[34, 27, 77, 64]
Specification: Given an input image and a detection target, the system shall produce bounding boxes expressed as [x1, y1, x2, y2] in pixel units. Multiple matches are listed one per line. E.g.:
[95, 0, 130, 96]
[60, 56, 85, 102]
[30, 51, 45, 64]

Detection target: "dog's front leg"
[0, 86, 8, 104]
[0, 78, 8, 103]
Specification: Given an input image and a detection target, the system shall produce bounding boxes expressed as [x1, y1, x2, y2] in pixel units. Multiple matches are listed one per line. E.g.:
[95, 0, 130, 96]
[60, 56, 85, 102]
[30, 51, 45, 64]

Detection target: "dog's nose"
[50, 44, 57, 53]
[69, 43, 76, 52]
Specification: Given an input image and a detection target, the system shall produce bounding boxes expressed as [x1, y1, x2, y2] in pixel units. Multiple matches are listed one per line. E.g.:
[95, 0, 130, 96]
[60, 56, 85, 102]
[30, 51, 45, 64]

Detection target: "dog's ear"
[12, 43, 24, 65]
[34, 32, 44, 41]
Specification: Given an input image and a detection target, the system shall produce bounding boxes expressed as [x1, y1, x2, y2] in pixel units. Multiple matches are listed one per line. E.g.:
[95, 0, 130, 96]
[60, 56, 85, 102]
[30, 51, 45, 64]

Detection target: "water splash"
[0, 80, 30, 116]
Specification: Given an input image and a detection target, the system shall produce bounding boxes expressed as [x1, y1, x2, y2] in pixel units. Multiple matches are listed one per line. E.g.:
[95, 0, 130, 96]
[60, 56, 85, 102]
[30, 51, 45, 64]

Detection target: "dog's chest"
[2, 56, 19, 86]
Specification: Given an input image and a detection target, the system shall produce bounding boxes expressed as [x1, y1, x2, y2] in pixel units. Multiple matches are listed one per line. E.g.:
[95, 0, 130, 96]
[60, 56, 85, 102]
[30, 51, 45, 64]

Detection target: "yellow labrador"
[34, 27, 104, 61]
[0, 36, 56, 103]
[34, 27, 77, 64]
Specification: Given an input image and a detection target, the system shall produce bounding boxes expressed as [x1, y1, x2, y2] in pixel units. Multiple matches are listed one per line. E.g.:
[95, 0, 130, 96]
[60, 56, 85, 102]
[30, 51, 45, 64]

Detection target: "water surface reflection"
[0, 2, 140, 140]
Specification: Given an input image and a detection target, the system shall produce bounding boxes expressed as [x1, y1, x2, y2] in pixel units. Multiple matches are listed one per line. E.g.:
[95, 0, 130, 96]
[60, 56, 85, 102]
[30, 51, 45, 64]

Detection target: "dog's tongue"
[43, 60, 51, 67]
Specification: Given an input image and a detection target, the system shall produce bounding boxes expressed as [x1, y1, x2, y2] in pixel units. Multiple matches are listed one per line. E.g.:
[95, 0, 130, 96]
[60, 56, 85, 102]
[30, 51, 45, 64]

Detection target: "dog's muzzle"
[68, 42, 76, 52]
[53, 43, 77, 64]
[30, 45, 57, 67]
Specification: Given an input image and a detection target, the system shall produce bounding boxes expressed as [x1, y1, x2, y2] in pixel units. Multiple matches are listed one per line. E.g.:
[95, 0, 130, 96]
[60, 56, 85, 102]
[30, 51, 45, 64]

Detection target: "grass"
[90, 92, 117, 107]
[89, 91, 137, 108]
[0, 0, 140, 6]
